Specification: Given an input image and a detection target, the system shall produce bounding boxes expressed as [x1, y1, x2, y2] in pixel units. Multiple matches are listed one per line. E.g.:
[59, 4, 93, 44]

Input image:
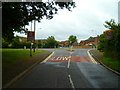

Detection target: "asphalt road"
[12, 48, 120, 88]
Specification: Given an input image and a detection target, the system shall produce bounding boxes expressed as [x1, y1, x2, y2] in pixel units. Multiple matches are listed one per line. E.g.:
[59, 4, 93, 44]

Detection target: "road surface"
[12, 48, 120, 88]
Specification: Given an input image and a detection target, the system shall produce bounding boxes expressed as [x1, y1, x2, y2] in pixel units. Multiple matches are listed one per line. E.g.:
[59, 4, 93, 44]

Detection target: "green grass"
[2, 49, 44, 63]
[100, 57, 120, 72]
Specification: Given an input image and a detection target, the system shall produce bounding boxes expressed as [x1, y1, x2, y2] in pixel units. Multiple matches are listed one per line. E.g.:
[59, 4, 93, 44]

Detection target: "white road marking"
[63, 57, 71, 60]
[67, 56, 71, 68]
[50, 56, 72, 61]
[69, 52, 74, 54]
[59, 57, 63, 60]
[56, 57, 60, 60]
[49, 57, 56, 60]
[68, 75, 75, 89]
[63, 57, 67, 60]
[42, 52, 54, 62]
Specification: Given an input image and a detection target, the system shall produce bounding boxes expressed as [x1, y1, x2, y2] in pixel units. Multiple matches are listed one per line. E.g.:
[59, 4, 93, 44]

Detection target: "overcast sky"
[14, 0, 119, 42]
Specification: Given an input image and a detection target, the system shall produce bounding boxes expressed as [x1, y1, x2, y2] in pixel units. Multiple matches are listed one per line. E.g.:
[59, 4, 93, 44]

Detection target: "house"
[79, 35, 99, 47]
[73, 41, 79, 46]
[19, 37, 47, 44]
[59, 41, 69, 47]
[19, 37, 27, 42]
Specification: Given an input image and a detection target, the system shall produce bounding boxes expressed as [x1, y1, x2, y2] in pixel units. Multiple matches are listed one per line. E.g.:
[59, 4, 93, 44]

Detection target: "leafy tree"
[2, 2, 76, 42]
[87, 36, 93, 40]
[20, 40, 31, 48]
[45, 36, 58, 48]
[68, 35, 77, 45]
[97, 34, 105, 52]
[11, 36, 21, 48]
[104, 19, 120, 51]
[98, 19, 120, 59]
[37, 40, 42, 48]
[2, 38, 9, 48]
[104, 19, 120, 58]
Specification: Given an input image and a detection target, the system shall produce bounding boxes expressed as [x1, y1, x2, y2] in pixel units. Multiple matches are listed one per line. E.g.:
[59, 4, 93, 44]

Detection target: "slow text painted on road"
[47, 56, 93, 63]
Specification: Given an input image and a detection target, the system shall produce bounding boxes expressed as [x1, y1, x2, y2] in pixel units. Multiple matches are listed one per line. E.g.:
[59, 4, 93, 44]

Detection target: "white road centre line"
[67, 56, 71, 68]
[68, 75, 75, 90]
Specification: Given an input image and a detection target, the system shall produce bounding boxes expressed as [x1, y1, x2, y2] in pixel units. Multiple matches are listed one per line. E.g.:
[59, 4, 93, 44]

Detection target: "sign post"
[27, 31, 35, 56]
[69, 41, 72, 51]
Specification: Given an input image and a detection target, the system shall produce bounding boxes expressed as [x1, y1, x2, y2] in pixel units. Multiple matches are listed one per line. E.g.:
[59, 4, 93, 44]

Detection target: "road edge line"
[87, 50, 98, 64]
[3, 51, 54, 88]
[42, 52, 54, 62]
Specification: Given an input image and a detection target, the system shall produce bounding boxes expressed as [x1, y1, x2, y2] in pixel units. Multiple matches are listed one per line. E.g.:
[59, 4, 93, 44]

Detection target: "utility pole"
[31, 21, 32, 31]
[118, 1, 120, 24]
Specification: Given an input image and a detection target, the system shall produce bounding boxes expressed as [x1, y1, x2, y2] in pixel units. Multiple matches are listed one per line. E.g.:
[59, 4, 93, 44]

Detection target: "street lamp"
[33, 20, 36, 52]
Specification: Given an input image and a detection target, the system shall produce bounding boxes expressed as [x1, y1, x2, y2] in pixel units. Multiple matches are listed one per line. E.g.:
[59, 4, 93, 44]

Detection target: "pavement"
[9, 48, 120, 89]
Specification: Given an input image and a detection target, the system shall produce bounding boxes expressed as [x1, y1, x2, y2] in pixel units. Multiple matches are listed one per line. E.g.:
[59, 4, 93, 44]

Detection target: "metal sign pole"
[27, 31, 35, 56]
[30, 43, 32, 56]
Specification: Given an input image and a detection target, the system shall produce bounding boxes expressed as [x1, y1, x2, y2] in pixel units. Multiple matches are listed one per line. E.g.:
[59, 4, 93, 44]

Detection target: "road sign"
[105, 30, 114, 40]
[27, 31, 35, 43]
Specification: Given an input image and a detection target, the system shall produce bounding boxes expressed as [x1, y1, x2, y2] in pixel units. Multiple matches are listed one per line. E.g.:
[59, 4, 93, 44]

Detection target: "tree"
[97, 34, 105, 52]
[12, 36, 21, 48]
[87, 36, 93, 40]
[104, 19, 120, 59]
[68, 35, 77, 45]
[98, 19, 120, 59]
[45, 36, 58, 48]
[37, 40, 42, 48]
[20, 40, 31, 48]
[2, 38, 9, 48]
[2, 2, 76, 42]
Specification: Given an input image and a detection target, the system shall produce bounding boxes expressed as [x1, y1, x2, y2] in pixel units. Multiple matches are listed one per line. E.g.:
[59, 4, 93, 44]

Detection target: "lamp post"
[33, 20, 36, 52]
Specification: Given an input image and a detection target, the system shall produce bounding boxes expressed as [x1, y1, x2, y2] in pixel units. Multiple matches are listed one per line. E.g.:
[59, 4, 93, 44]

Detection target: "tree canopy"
[87, 36, 93, 40]
[45, 36, 58, 48]
[68, 35, 77, 45]
[2, 1, 76, 42]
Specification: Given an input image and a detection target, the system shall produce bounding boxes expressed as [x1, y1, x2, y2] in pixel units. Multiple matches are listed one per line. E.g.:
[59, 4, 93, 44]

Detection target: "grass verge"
[2, 49, 45, 63]
[100, 57, 120, 73]
[2, 49, 52, 86]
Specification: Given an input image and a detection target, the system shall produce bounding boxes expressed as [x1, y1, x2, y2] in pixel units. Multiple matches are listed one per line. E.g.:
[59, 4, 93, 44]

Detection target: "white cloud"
[15, 0, 119, 42]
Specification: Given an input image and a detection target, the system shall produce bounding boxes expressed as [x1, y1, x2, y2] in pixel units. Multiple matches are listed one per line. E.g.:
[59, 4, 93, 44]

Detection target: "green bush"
[2, 38, 9, 48]
[98, 19, 120, 60]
